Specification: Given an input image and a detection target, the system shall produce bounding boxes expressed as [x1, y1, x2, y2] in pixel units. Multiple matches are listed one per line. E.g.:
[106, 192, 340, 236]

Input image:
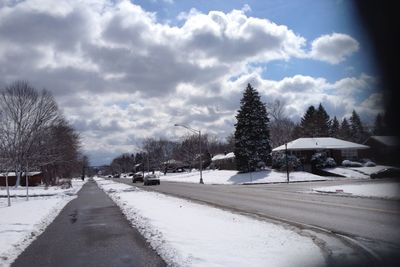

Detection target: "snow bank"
[0, 179, 86, 266]
[159, 169, 328, 185]
[322, 165, 390, 179]
[0, 179, 86, 197]
[95, 178, 326, 267]
[314, 182, 400, 199]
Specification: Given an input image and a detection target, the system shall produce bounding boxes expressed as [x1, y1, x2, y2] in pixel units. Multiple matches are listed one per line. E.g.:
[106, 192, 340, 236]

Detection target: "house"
[0, 172, 43, 186]
[161, 159, 188, 173]
[272, 137, 369, 171]
[364, 136, 399, 165]
[211, 152, 236, 170]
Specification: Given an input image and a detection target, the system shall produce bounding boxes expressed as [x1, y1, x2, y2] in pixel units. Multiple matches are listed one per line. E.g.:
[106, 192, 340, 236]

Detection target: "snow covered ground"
[322, 165, 390, 179]
[0, 179, 85, 197]
[314, 182, 400, 199]
[95, 177, 326, 267]
[155, 169, 329, 185]
[0, 179, 86, 266]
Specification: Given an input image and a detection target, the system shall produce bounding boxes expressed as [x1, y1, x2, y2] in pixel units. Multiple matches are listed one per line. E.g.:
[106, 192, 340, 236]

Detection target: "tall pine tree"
[315, 103, 331, 136]
[373, 113, 387, 135]
[349, 110, 367, 143]
[299, 105, 317, 137]
[330, 116, 340, 137]
[299, 103, 331, 137]
[339, 118, 352, 141]
[234, 83, 271, 172]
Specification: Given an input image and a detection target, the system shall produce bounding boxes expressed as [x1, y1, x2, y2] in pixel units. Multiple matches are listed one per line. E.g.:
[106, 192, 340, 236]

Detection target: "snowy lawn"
[313, 182, 400, 199]
[0, 179, 86, 266]
[0, 179, 86, 197]
[322, 165, 390, 179]
[159, 169, 329, 185]
[95, 177, 326, 267]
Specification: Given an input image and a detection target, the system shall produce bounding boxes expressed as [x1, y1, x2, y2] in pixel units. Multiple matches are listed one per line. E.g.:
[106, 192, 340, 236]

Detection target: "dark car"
[144, 174, 160, 186]
[370, 167, 400, 179]
[132, 172, 144, 183]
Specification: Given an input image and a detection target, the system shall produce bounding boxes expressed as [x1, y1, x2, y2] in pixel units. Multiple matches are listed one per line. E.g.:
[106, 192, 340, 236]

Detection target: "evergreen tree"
[315, 103, 331, 136]
[330, 116, 340, 137]
[292, 124, 303, 139]
[349, 110, 367, 143]
[373, 113, 387, 135]
[339, 118, 352, 140]
[234, 83, 271, 172]
[299, 105, 317, 137]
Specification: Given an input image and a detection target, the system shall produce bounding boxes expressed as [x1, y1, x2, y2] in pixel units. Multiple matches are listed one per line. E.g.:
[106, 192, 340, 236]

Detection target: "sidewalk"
[12, 180, 165, 267]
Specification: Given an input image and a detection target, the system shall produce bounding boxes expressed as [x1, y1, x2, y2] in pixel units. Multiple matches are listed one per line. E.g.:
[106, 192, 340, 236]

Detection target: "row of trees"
[107, 134, 235, 175]
[269, 102, 388, 147]
[0, 81, 87, 186]
[296, 105, 368, 143]
[108, 83, 387, 174]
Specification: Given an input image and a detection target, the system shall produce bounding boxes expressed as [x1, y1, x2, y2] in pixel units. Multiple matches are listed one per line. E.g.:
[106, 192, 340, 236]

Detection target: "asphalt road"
[116, 178, 400, 262]
[12, 180, 165, 267]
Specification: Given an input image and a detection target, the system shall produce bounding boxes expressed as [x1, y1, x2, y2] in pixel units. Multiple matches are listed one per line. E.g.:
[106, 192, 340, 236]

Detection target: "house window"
[341, 149, 358, 160]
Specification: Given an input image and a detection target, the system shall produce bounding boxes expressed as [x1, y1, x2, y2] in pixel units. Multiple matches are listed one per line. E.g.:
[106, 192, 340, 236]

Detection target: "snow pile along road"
[159, 169, 329, 185]
[322, 165, 389, 179]
[95, 177, 326, 267]
[0, 179, 86, 266]
[314, 182, 400, 199]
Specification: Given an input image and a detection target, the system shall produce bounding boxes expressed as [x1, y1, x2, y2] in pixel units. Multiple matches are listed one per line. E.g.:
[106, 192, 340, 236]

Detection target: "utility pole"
[285, 143, 289, 183]
[174, 124, 204, 184]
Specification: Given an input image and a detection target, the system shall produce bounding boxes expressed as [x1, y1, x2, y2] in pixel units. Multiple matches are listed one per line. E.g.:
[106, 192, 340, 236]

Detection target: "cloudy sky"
[0, 0, 382, 165]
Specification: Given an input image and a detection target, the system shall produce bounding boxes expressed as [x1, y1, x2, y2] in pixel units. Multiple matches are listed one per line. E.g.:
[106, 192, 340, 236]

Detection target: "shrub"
[311, 152, 337, 169]
[364, 161, 376, 167]
[272, 152, 301, 171]
[342, 160, 363, 167]
[325, 157, 337, 168]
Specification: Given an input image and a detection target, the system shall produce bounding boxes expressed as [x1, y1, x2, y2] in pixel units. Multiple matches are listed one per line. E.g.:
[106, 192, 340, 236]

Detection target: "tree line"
[0, 81, 87, 186]
[107, 134, 235, 175]
[109, 83, 388, 173]
[269, 100, 389, 148]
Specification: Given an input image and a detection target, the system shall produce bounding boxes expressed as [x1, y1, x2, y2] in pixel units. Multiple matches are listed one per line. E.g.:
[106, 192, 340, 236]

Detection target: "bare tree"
[0, 81, 81, 186]
[34, 119, 82, 184]
[266, 100, 295, 148]
[141, 138, 177, 172]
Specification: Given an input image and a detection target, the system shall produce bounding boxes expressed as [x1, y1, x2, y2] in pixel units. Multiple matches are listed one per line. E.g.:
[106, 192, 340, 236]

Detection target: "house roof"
[368, 136, 398, 147]
[211, 152, 235, 161]
[272, 137, 369, 152]
[162, 159, 183, 165]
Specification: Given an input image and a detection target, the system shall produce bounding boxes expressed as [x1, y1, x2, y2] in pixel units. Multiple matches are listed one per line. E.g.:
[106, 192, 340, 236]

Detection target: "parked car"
[132, 172, 144, 183]
[370, 167, 400, 179]
[113, 173, 120, 178]
[144, 174, 160, 186]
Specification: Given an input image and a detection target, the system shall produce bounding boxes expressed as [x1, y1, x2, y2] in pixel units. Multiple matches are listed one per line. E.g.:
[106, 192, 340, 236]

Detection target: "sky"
[0, 0, 383, 165]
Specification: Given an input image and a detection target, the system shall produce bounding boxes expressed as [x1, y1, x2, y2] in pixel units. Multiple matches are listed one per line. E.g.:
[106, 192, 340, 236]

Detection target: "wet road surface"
[12, 180, 165, 267]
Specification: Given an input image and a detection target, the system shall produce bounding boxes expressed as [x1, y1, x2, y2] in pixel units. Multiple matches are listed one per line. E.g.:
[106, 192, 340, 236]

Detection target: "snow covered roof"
[211, 152, 235, 161]
[162, 159, 183, 165]
[368, 136, 398, 147]
[272, 137, 369, 152]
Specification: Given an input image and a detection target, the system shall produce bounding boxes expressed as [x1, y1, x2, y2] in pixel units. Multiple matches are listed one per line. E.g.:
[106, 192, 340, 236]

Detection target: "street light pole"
[285, 143, 289, 183]
[198, 130, 203, 184]
[174, 124, 204, 184]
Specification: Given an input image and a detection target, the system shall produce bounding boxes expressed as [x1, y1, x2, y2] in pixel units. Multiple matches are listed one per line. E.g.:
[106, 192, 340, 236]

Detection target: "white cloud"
[310, 33, 359, 64]
[0, 0, 376, 164]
